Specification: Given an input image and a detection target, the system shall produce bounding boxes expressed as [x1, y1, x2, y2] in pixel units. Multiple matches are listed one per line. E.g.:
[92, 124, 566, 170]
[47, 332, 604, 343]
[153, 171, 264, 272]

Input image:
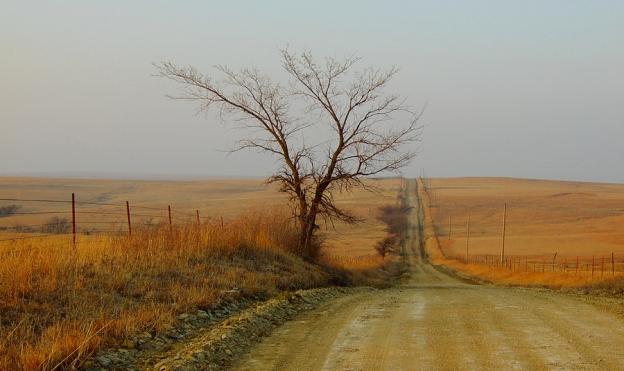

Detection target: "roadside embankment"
[2, 208, 401, 370]
[90, 287, 372, 370]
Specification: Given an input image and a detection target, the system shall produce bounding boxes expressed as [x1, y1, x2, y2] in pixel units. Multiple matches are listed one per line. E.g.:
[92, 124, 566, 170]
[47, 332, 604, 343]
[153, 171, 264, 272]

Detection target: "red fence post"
[126, 201, 132, 236]
[465, 213, 470, 262]
[500, 203, 507, 265]
[465, 212, 470, 263]
[71, 192, 76, 248]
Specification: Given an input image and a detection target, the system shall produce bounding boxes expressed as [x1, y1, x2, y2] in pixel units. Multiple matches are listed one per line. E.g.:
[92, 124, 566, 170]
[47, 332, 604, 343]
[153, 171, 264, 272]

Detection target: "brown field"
[0, 176, 400, 369]
[420, 177, 624, 288]
[0, 176, 400, 259]
[425, 177, 624, 258]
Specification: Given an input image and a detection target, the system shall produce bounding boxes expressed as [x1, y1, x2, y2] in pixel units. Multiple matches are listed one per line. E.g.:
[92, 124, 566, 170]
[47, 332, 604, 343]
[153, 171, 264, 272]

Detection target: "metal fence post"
[71, 192, 76, 248]
[126, 201, 132, 236]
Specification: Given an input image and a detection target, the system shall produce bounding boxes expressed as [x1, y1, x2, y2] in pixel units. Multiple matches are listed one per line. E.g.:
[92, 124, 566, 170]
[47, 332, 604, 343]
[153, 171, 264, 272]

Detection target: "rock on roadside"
[151, 287, 370, 370]
[86, 287, 371, 370]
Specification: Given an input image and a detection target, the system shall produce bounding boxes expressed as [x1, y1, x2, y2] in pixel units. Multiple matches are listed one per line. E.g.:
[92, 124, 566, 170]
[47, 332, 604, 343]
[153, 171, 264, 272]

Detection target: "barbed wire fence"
[0, 195, 218, 255]
[419, 178, 624, 279]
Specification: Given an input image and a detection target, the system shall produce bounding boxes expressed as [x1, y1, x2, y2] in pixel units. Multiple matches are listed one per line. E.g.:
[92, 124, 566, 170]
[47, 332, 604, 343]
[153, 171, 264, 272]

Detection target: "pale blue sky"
[2, 1, 623, 182]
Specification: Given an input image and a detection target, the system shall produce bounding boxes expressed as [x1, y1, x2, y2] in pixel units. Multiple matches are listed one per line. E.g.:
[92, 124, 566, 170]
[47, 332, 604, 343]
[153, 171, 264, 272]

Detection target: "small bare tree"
[375, 235, 399, 261]
[42, 216, 70, 234]
[155, 49, 422, 259]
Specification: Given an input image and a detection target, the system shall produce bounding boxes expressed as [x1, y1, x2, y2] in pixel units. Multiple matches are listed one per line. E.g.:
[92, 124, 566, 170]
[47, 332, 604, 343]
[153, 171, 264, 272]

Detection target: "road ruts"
[232, 179, 624, 371]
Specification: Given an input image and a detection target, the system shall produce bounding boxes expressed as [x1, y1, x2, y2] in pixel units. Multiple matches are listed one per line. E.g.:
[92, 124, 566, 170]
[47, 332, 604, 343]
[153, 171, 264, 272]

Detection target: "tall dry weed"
[0, 208, 330, 370]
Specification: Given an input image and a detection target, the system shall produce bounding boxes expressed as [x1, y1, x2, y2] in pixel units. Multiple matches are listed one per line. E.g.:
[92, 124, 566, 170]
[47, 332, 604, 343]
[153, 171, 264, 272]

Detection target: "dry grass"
[0, 176, 400, 259]
[424, 177, 624, 257]
[435, 257, 624, 289]
[419, 177, 624, 291]
[0, 209, 333, 370]
[0, 176, 403, 370]
[318, 181, 408, 286]
[321, 179, 402, 259]
[320, 254, 403, 287]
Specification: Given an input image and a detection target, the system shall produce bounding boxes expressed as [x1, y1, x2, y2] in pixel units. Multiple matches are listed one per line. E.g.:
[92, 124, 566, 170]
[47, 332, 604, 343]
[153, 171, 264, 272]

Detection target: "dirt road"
[233, 180, 624, 371]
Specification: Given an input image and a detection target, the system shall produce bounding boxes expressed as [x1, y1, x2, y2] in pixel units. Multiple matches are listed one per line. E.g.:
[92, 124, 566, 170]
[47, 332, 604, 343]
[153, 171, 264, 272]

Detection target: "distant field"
[425, 177, 624, 259]
[0, 176, 401, 258]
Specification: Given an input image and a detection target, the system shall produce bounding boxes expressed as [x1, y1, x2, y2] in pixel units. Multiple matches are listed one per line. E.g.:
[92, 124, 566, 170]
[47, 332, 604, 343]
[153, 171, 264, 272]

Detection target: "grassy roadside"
[0, 205, 404, 370]
[417, 178, 624, 295]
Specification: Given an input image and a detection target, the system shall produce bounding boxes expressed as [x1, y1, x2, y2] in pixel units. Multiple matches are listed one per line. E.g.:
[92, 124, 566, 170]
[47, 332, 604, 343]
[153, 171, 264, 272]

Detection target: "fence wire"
[0, 194, 217, 246]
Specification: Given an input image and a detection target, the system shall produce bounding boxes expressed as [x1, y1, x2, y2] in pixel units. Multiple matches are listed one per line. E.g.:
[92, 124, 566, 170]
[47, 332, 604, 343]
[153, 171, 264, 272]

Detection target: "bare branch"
[155, 50, 423, 258]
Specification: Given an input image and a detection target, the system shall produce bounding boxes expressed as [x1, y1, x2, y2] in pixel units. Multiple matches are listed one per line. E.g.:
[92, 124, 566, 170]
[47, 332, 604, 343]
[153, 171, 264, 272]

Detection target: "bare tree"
[42, 217, 70, 234]
[375, 235, 399, 261]
[155, 49, 422, 259]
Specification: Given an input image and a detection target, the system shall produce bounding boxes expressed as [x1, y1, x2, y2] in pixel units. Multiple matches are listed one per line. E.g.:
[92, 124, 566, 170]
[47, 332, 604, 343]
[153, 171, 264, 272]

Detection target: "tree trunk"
[299, 207, 319, 259]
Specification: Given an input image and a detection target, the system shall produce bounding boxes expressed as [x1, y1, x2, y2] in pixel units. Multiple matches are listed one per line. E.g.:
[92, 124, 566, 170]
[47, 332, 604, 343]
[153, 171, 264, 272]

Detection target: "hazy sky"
[2, 1, 623, 182]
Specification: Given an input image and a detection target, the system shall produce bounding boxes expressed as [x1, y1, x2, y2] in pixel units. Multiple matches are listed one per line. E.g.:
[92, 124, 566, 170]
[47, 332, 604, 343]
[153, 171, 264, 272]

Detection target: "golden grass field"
[0, 176, 400, 258]
[0, 176, 401, 370]
[425, 177, 624, 258]
[420, 177, 624, 288]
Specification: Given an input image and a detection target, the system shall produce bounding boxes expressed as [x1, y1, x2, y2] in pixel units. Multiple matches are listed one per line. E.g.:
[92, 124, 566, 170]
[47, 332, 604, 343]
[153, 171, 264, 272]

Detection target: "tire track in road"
[233, 293, 372, 371]
[232, 179, 624, 371]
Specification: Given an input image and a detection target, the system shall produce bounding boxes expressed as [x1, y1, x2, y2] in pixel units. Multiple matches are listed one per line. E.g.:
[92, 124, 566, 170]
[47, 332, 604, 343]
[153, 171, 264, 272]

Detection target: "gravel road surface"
[233, 180, 624, 371]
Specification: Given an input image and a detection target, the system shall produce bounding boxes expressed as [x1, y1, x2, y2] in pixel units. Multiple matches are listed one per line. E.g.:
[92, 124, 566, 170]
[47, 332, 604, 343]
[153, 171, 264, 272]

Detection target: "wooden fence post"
[168, 205, 172, 227]
[126, 201, 132, 236]
[196, 210, 201, 226]
[71, 192, 76, 248]
[552, 253, 557, 272]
